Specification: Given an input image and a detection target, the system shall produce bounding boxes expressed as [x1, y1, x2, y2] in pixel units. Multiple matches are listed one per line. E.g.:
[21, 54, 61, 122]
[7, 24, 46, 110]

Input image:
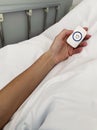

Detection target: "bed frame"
[0, 0, 73, 47]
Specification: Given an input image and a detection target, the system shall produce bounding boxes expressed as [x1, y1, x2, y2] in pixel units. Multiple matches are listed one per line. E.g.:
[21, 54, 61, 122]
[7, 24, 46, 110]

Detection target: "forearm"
[0, 50, 55, 129]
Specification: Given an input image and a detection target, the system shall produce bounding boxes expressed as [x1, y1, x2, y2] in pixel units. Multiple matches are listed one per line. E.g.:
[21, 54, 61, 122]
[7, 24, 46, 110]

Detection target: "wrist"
[45, 50, 57, 67]
[46, 50, 59, 66]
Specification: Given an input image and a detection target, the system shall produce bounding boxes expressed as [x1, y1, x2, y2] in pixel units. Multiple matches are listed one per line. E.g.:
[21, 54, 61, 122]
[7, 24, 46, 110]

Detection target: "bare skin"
[0, 28, 91, 129]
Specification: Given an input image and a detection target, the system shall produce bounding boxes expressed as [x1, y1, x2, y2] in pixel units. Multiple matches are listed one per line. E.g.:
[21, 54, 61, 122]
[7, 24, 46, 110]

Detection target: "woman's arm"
[0, 29, 91, 129]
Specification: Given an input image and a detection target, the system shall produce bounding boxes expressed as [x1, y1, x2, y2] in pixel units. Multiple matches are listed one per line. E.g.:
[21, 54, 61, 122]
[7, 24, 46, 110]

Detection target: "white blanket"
[1, 0, 97, 129]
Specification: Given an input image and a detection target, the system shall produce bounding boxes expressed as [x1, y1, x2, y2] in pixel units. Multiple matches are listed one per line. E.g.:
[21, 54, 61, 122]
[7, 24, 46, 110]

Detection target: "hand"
[49, 28, 91, 64]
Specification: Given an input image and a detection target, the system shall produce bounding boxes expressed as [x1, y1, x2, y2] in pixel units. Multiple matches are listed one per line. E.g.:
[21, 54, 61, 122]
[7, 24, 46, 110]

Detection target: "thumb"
[65, 30, 73, 37]
[72, 47, 83, 55]
[60, 29, 73, 39]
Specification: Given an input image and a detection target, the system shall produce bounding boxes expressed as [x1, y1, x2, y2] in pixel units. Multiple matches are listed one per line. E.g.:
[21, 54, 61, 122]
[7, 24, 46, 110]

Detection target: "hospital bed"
[0, 0, 97, 129]
[0, 0, 73, 47]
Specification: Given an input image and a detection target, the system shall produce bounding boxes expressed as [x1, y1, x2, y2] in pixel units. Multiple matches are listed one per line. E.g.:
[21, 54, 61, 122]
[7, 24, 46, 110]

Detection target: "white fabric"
[1, 0, 97, 129]
[0, 35, 52, 89]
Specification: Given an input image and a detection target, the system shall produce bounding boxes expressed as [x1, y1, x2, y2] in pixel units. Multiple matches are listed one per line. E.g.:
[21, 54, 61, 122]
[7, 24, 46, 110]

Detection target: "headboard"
[0, 0, 73, 47]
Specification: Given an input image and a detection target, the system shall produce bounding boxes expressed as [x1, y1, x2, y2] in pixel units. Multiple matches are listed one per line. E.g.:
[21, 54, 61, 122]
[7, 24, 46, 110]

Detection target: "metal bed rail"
[0, 0, 73, 47]
[0, 4, 60, 47]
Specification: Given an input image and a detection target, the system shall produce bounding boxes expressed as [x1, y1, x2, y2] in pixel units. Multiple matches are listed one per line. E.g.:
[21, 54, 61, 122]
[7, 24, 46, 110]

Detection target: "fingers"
[58, 27, 91, 41]
[73, 41, 88, 55]
[84, 34, 91, 40]
[83, 27, 88, 31]
[83, 27, 91, 40]
[72, 41, 88, 55]
[60, 27, 90, 39]
[79, 41, 87, 47]
[72, 47, 83, 55]
[80, 34, 91, 47]
[65, 30, 73, 37]
[79, 27, 91, 46]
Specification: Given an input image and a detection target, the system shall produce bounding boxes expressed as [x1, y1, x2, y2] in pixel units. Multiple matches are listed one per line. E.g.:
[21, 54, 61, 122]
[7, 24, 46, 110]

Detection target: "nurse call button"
[72, 31, 82, 42]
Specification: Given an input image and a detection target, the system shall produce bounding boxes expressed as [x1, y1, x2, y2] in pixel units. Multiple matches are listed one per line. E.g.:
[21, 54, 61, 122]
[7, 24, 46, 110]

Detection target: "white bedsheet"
[1, 0, 97, 129]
